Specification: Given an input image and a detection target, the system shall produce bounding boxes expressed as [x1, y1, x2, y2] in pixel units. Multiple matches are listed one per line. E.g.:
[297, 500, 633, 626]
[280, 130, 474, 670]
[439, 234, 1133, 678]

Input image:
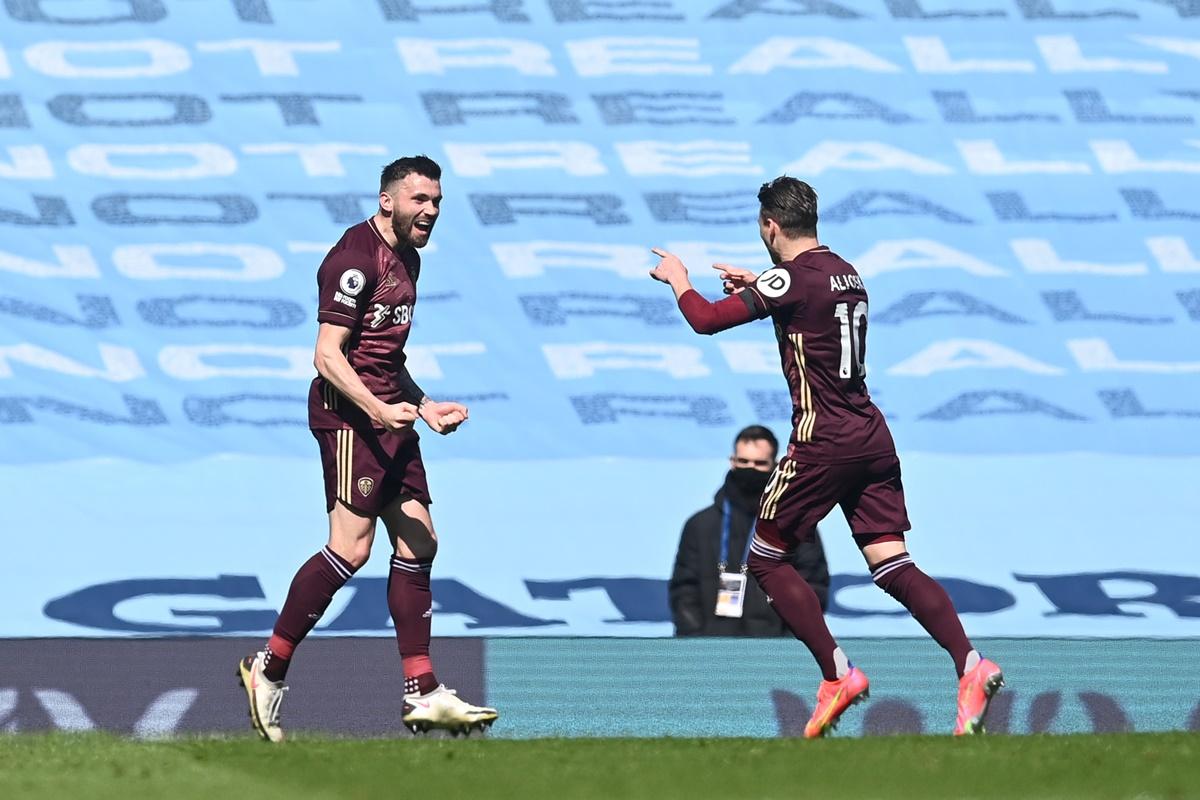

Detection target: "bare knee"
[327, 501, 377, 569]
[383, 498, 439, 560]
[344, 539, 373, 569]
[401, 534, 437, 561]
[327, 534, 373, 570]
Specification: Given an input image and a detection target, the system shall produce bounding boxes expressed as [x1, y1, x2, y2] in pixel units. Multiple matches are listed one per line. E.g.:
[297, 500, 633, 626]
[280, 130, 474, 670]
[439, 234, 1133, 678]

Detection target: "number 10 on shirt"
[834, 301, 868, 380]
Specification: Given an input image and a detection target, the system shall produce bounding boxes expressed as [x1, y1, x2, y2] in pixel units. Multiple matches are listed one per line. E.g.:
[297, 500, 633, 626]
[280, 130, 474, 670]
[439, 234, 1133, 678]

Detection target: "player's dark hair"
[380, 155, 442, 193]
[757, 176, 818, 236]
[734, 425, 778, 459]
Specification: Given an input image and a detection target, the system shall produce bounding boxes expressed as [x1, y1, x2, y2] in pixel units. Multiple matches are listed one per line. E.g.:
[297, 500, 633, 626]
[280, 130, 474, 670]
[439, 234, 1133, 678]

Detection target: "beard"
[391, 210, 434, 249]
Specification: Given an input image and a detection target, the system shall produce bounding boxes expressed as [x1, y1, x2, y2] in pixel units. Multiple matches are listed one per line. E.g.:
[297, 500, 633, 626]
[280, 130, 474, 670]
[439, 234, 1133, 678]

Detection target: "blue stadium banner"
[1, 1, 1198, 638]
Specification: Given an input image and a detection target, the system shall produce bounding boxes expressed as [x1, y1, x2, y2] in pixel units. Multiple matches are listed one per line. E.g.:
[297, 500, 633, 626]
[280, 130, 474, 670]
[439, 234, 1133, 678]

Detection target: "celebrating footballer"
[649, 176, 1004, 738]
[238, 156, 497, 742]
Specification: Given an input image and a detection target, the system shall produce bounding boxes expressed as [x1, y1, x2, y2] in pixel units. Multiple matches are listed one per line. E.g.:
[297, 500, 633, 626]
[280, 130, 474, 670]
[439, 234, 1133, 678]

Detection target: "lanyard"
[718, 499, 754, 574]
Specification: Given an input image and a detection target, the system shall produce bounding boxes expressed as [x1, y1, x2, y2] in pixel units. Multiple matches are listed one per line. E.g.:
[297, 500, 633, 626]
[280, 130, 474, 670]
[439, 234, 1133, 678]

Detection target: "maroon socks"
[748, 547, 842, 681]
[261, 547, 441, 692]
[871, 553, 975, 676]
[389, 555, 438, 695]
[263, 546, 357, 682]
[751, 538, 976, 681]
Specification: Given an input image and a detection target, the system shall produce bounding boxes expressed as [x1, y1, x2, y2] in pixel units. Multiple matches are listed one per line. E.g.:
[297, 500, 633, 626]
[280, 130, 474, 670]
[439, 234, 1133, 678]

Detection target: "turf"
[1, 732, 1196, 799]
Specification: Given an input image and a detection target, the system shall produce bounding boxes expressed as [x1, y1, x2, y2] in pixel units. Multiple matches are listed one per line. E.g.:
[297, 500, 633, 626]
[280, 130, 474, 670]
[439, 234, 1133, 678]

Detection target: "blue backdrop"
[2, 0, 1198, 637]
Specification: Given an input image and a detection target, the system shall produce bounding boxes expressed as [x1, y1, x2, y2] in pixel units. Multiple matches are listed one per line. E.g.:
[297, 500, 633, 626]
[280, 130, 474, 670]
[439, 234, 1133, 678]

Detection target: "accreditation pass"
[715, 572, 748, 618]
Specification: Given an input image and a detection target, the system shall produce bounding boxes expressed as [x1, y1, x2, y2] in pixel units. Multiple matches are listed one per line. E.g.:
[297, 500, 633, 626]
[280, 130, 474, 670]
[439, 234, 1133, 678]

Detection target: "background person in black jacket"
[669, 425, 830, 636]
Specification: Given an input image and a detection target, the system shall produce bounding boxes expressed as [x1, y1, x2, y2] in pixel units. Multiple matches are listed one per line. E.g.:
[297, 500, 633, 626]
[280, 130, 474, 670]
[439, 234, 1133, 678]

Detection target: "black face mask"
[728, 467, 771, 497]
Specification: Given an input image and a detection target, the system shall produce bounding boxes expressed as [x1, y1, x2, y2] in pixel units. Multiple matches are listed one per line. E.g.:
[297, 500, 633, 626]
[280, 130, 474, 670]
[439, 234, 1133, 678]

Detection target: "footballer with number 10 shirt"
[237, 156, 497, 742]
[649, 177, 1004, 738]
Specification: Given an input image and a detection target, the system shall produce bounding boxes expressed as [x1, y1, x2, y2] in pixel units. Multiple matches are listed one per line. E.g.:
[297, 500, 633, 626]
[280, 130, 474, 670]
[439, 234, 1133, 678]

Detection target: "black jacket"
[669, 474, 830, 637]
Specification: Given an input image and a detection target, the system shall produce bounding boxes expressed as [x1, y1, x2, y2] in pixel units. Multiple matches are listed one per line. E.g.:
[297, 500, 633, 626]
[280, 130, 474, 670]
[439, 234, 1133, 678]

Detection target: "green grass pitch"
[1, 733, 1196, 799]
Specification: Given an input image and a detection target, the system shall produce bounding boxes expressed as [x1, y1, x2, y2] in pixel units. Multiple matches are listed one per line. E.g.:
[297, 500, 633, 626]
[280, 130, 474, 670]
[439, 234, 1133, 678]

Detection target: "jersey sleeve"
[678, 290, 756, 334]
[316, 251, 378, 327]
[743, 264, 807, 319]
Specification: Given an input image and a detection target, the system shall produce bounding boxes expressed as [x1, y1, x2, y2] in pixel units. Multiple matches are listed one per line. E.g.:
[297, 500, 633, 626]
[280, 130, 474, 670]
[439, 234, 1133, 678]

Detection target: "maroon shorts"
[312, 427, 431, 515]
[755, 454, 911, 553]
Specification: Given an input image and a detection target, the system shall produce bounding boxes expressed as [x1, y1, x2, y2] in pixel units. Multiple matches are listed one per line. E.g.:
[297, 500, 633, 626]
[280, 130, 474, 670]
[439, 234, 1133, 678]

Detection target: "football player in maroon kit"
[649, 176, 1003, 737]
[238, 156, 497, 742]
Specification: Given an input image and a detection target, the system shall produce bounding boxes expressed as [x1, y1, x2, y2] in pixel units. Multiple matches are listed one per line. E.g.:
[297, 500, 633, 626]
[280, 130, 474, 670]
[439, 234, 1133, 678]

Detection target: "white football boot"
[237, 651, 288, 743]
[402, 685, 498, 736]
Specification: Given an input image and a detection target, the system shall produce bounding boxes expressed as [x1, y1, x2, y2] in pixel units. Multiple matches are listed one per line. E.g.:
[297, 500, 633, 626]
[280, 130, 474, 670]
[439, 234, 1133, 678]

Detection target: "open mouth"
[413, 219, 434, 234]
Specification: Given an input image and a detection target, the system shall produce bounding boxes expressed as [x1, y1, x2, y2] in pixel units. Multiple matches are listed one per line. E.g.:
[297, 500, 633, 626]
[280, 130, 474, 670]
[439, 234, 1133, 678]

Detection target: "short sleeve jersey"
[744, 246, 895, 464]
[308, 217, 420, 431]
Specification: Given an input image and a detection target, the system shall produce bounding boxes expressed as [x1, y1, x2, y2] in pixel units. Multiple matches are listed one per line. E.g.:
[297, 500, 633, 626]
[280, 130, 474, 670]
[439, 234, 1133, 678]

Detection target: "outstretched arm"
[676, 290, 758, 335]
[649, 248, 759, 334]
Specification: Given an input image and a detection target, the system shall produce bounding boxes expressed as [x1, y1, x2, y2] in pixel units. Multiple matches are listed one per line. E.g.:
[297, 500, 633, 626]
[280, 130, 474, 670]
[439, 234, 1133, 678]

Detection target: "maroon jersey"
[744, 246, 895, 464]
[308, 217, 420, 431]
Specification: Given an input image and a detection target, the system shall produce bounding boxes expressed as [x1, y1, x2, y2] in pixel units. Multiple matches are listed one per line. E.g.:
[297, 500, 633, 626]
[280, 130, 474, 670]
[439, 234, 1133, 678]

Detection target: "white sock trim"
[871, 556, 914, 583]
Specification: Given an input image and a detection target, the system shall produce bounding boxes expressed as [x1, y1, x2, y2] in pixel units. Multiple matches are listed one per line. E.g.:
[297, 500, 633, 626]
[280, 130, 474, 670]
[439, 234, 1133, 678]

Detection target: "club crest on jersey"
[339, 269, 367, 297]
[357, 477, 375, 497]
[756, 268, 791, 298]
